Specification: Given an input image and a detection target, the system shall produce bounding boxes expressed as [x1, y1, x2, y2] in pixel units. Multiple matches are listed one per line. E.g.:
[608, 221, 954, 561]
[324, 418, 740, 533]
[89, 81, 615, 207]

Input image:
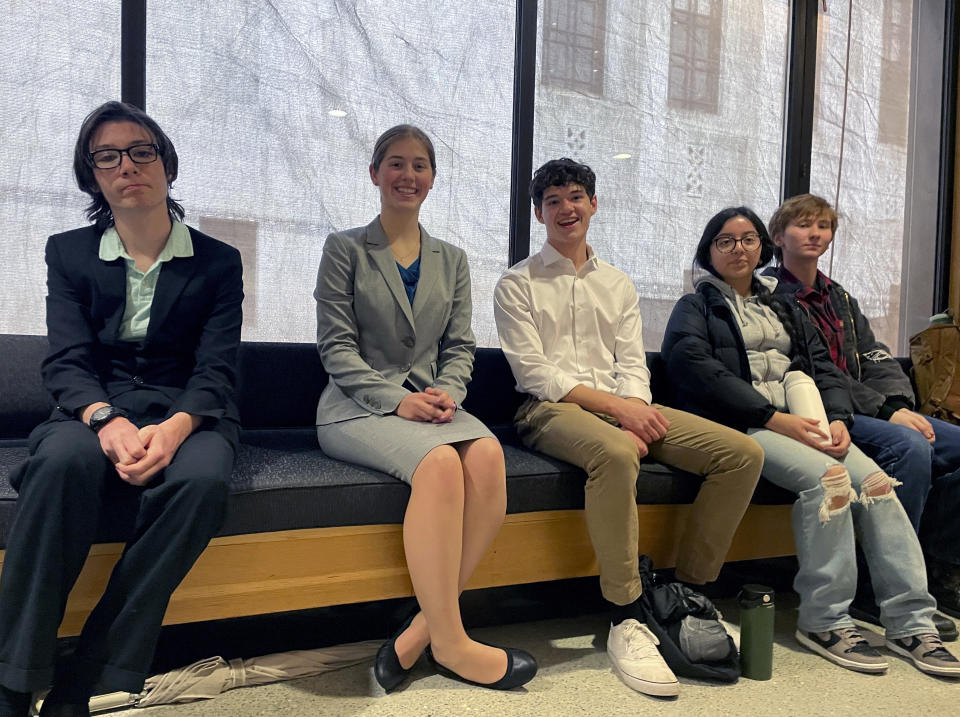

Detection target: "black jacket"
[40, 224, 244, 444]
[766, 267, 913, 418]
[661, 279, 853, 433]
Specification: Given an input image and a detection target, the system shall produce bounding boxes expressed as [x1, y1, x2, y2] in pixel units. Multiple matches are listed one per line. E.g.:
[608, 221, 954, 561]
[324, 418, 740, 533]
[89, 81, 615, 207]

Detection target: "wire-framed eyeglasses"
[713, 233, 761, 254]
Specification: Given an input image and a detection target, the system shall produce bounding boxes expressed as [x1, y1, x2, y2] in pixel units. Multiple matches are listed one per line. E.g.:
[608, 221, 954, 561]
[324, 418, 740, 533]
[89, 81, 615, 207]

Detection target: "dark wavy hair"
[695, 206, 801, 349]
[529, 158, 596, 209]
[73, 101, 183, 230]
[370, 124, 437, 175]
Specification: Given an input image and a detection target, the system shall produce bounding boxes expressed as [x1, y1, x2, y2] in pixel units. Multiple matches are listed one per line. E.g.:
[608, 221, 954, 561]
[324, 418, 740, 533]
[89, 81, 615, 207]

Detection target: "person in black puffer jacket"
[661, 206, 958, 678]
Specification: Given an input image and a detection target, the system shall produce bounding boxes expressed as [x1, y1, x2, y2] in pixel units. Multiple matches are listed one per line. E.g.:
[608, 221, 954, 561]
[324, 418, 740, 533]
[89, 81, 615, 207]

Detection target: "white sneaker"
[607, 619, 680, 697]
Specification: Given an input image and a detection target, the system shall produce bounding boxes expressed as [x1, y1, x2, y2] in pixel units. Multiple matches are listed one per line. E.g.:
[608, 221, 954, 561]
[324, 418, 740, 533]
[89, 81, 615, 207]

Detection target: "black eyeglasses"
[88, 143, 160, 170]
[713, 233, 761, 254]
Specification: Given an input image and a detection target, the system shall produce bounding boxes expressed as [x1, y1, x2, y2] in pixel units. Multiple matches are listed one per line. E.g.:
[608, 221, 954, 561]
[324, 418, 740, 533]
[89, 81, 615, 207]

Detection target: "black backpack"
[636, 555, 740, 683]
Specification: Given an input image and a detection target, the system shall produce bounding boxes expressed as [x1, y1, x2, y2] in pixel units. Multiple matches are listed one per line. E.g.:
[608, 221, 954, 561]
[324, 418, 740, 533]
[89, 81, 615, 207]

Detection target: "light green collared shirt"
[99, 221, 194, 341]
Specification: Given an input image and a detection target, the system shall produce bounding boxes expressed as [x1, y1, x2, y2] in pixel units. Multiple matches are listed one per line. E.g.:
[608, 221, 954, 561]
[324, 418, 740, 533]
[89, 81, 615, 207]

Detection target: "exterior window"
[668, 0, 722, 113]
[197, 217, 258, 330]
[541, 0, 605, 96]
[878, 0, 910, 147]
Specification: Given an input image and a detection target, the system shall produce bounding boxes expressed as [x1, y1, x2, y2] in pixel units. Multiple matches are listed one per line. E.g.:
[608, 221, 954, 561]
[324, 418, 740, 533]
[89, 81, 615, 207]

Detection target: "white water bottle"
[782, 370, 831, 447]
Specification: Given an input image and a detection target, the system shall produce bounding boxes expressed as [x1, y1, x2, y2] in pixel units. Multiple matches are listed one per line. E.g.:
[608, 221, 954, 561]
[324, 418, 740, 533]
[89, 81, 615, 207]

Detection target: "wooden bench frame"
[0, 504, 794, 637]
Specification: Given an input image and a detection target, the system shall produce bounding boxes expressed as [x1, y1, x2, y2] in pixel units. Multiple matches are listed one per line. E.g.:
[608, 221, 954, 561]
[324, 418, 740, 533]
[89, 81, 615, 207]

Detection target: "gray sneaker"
[795, 627, 888, 673]
[886, 633, 960, 677]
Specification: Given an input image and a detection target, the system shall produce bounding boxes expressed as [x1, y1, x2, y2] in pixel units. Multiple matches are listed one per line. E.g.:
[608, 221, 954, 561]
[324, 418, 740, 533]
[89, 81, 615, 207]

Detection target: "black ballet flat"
[427, 645, 538, 690]
[374, 611, 419, 692]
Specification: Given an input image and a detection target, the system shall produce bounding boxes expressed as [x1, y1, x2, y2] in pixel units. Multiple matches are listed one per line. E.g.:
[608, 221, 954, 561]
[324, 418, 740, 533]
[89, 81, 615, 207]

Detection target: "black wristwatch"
[88, 405, 129, 433]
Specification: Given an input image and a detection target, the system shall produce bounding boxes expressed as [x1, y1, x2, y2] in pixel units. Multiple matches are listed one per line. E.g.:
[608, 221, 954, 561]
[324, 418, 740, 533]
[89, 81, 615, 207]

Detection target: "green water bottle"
[738, 584, 774, 680]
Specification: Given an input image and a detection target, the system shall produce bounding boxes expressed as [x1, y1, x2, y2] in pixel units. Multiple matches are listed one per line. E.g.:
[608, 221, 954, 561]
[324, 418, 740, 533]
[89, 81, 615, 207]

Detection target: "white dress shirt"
[494, 241, 652, 404]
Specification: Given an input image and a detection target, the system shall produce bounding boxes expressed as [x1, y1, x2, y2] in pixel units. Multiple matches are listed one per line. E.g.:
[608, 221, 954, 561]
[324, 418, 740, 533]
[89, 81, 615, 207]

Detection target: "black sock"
[44, 681, 92, 707]
[609, 598, 644, 626]
[0, 683, 31, 717]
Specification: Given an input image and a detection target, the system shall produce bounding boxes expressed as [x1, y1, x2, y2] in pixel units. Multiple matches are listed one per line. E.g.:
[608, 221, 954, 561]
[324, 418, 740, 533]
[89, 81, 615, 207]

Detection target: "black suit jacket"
[39, 224, 244, 445]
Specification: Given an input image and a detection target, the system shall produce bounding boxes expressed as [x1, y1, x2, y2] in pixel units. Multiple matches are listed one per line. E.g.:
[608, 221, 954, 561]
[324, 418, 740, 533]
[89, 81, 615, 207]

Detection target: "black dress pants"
[0, 419, 232, 694]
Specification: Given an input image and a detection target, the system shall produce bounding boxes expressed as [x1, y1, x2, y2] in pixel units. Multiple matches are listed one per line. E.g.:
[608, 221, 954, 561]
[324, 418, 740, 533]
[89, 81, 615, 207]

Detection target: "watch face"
[91, 407, 114, 422]
[90, 406, 126, 432]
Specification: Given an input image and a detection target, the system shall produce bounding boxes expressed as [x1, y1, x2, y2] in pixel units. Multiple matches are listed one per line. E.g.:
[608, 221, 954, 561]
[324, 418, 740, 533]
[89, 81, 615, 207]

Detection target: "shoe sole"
[885, 640, 960, 677]
[609, 659, 680, 697]
[934, 602, 960, 622]
[795, 630, 888, 673]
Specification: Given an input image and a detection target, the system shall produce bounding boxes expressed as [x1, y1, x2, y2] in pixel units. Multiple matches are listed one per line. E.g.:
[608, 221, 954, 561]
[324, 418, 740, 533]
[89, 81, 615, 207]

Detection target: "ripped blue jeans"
[748, 428, 937, 639]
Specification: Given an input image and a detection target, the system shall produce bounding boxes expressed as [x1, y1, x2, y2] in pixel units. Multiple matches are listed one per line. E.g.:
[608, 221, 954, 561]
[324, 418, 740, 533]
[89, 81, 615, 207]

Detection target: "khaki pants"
[515, 399, 763, 606]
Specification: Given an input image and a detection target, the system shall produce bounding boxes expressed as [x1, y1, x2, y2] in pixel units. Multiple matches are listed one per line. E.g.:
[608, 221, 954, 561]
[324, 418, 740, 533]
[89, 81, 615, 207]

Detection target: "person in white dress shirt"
[493, 157, 764, 697]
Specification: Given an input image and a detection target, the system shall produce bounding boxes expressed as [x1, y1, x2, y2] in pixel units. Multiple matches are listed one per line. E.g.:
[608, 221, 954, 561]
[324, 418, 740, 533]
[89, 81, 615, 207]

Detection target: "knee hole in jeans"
[818, 466, 857, 524]
[859, 470, 903, 507]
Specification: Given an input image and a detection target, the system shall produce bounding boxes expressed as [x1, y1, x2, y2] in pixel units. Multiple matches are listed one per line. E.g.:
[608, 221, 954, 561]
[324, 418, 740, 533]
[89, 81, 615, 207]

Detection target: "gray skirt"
[316, 409, 494, 484]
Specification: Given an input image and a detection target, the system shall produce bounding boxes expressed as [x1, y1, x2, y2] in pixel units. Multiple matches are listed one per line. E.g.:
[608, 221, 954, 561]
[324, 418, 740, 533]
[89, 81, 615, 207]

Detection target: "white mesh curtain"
[147, 0, 516, 346]
[810, 0, 913, 351]
[0, 0, 915, 350]
[0, 4, 121, 335]
[532, 0, 792, 350]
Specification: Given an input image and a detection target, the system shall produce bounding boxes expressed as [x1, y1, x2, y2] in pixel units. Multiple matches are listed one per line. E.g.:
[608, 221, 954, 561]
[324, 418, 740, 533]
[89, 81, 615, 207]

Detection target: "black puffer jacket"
[661, 278, 854, 433]
[766, 267, 914, 419]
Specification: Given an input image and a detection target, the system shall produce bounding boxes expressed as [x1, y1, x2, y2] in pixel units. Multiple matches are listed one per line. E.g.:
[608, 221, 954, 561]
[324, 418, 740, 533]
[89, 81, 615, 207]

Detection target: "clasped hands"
[89, 409, 197, 485]
[396, 387, 456, 423]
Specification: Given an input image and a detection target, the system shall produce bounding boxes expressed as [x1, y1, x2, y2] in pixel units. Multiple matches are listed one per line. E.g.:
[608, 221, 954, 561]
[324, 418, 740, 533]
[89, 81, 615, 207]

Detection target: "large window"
[0, 5, 121, 335]
[668, 0, 723, 113]
[810, 0, 913, 351]
[147, 0, 516, 346]
[542, 0, 606, 97]
[0, 0, 945, 356]
[534, 0, 790, 349]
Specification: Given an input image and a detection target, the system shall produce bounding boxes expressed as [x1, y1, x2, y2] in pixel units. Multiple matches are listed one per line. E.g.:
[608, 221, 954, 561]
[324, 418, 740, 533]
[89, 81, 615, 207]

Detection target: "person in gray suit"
[314, 125, 537, 692]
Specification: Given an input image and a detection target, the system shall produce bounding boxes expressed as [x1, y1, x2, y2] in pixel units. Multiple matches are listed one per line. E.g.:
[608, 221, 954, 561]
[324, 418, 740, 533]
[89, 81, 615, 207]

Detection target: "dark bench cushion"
[0, 336, 793, 552]
[0, 335, 53, 440]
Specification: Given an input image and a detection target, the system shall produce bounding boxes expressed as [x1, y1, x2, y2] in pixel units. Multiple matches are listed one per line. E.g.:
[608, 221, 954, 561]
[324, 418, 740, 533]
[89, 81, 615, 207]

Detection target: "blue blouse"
[397, 258, 421, 306]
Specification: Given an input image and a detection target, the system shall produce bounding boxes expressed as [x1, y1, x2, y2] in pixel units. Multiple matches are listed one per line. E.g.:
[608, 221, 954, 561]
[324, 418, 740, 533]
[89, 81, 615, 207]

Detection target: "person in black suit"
[0, 102, 243, 717]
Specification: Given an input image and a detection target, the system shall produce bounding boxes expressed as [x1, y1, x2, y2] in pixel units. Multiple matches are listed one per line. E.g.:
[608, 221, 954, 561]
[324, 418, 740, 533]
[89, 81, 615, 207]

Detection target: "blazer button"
[402, 336, 414, 348]
[132, 376, 144, 385]
[402, 364, 411, 372]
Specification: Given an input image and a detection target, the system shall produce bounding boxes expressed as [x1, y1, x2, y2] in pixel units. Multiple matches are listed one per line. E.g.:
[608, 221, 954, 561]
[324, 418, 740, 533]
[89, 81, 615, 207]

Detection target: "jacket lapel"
[365, 217, 415, 329]
[147, 255, 197, 341]
[412, 226, 441, 320]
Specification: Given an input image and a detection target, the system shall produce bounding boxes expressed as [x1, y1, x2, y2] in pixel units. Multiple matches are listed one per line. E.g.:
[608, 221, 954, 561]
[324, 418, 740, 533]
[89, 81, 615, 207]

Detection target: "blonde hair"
[769, 194, 838, 261]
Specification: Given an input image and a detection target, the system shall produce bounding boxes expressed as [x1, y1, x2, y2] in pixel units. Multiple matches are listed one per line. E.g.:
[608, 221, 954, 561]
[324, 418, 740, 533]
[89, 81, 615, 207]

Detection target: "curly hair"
[529, 158, 596, 209]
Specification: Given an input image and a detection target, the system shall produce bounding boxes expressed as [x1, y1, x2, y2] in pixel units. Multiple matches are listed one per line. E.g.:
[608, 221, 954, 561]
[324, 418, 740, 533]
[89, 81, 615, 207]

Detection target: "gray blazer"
[314, 217, 476, 425]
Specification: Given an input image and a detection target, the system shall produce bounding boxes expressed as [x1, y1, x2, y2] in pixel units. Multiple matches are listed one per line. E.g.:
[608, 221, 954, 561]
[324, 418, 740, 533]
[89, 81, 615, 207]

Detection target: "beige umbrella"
[39, 640, 380, 713]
